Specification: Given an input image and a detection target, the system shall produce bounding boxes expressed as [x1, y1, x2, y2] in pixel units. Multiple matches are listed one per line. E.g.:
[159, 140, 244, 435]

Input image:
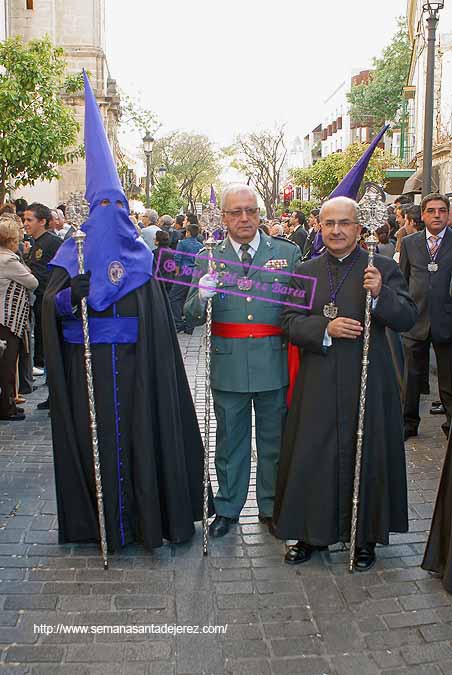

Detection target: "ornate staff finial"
[66, 192, 90, 229]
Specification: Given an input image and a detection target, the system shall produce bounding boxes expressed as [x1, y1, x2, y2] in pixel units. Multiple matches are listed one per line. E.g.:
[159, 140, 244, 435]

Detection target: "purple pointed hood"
[329, 124, 389, 200]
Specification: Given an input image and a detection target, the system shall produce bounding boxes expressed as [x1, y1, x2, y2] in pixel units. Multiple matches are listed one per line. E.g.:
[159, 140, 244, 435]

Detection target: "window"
[26, 0, 33, 9]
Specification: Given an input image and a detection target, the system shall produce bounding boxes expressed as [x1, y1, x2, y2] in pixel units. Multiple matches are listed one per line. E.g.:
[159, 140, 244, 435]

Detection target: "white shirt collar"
[425, 226, 448, 241]
[228, 230, 261, 258]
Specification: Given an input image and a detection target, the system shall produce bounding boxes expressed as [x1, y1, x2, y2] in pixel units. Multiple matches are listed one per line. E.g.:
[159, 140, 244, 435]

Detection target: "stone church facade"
[5, 0, 120, 206]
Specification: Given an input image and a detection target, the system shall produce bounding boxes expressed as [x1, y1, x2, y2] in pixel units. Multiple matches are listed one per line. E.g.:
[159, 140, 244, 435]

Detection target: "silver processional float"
[67, 192, 109, 570]
[348, 185, 387, 573]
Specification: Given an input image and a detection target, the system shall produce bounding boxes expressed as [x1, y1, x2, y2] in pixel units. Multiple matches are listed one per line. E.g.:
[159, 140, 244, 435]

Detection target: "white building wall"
[0, 0, 7, 41]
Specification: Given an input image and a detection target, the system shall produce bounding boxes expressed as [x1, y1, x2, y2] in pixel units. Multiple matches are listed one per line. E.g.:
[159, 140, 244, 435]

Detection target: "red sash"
[211, 322, 301, 406]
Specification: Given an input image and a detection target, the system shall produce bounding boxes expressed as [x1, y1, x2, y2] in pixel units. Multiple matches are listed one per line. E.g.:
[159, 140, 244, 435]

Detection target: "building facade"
[6, 0, 120, 206]
[405, 0, 452, 194]
[0, 0, 7, 41]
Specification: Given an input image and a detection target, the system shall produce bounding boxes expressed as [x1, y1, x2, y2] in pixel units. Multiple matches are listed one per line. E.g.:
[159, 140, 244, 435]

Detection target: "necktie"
[429, 235, 439, 258]
[240, 244, 252, 275]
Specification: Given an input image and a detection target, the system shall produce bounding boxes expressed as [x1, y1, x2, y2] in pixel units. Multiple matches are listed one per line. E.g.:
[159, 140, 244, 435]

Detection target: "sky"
[106, 0, 407, 159]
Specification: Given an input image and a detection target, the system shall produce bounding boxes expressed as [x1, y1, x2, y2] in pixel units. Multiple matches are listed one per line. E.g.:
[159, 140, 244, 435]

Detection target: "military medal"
[324, 248, 361, 320]
[237, 277, 253, 291]
[323, 302, 338, 319]
[428, 262, 439, 273]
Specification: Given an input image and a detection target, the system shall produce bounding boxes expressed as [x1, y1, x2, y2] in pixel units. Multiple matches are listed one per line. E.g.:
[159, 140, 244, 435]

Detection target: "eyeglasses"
[322, 220, 358, 230]
[222, 207, 260, 218]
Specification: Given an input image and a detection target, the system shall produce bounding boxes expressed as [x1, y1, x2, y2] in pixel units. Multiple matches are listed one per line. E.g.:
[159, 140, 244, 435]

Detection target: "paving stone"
[270, 657, 333, 674]
[66, 644, 125, 662]
[5, 646, 64, 663]
[420, 623, 452, 642]
[224, 659, 271, 675]
[401, 643, 452, 665]
[383, 609, 439, 628]
[270, 636, 323, 658]
[399, 593, 451, 610]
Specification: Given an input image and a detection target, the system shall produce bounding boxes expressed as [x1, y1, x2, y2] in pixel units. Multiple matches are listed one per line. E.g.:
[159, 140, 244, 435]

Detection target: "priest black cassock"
[42, 72, 209, 552]
[273, 196, 418, 571]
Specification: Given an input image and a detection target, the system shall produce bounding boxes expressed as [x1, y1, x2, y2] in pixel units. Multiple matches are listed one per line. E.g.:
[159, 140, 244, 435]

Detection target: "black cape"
[43, 268, 211, 552]
[422, 435, 452, 591]
[273, 248, 418, 546]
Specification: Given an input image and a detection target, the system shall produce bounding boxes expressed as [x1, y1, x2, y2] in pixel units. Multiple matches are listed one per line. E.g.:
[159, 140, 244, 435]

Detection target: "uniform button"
[249, 334, 254, 338]
[247, 314, 253, 321]
[218, 282, 224, 287]
[246, 296, 252, 302]
[274, 277, 279, 282]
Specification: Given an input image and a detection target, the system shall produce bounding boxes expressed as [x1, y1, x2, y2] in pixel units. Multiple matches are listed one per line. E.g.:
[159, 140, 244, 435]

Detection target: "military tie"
[240, 243, 252, 275]
[429, 234, 440, 257]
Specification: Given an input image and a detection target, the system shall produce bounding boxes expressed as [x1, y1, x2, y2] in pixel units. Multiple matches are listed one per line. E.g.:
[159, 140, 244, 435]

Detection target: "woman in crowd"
[0, 216, 38, 421]
[377, 222, 396, 258]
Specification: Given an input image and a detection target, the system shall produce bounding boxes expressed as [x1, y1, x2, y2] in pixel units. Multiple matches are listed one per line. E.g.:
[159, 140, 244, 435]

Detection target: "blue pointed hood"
[49, 70, 153, 311]
[83, 70, 125, 210]
[329, 124, 389, 200]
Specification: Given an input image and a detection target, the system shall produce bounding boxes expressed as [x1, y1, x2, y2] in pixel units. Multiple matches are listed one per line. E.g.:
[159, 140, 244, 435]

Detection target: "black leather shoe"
[404, 426, 418, 441]
[0, 413, 25, 421]
[284, 541, 327, 565]
[16, 407, 24, 413]
[354, 544, 376, 572]
[430, 401, 445, 415]
[209, 515, 239, 538]
[37, 399, 50, 410]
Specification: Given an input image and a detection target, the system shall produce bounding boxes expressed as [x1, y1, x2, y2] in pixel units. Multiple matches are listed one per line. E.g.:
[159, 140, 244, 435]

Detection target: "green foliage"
[347, 18, 411, 126]
[149, 173, 184, 216]
[0, 35, 84, 203]
[120, 93, 160, 137]
[289, 199, 321, 218]
[151, 132, 220, 211]
[291, 143, 397, 200]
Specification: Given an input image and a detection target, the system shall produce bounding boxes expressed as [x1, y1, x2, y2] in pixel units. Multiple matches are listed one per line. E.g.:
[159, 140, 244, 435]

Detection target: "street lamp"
[158, 165, 167, 179]
[422, 1, 444, 196]
[143, 132, 154, 208]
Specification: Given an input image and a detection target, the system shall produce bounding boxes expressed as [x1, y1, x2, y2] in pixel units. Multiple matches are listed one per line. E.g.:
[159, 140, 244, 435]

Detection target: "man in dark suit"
[302, 208, 320, 260]
[400, 193, 452, 440]
[288, 211, 308, 252]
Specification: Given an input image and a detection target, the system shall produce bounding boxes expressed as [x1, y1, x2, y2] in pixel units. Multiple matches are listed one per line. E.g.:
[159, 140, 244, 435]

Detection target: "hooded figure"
[42, 72, 210, 551]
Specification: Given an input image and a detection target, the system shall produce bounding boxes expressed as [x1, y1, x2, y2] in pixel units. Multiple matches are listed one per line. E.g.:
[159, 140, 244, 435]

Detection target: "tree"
[291, 142, 397, 200]
[150, 132, 220, 212]
[150, 174, 184, 216]
[0, 36, 84, 204]
[227, 127, 287, 218]
[347, 18, 411, 127]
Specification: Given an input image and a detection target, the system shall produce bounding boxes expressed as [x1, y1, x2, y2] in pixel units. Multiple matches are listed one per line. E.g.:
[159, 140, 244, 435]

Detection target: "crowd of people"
[1, 103, 452, 584]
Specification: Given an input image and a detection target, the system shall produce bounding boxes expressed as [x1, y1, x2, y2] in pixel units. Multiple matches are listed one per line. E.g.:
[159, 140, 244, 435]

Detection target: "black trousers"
[169, 273, 193, 332]
[33, 297, 44, 367]
[0, 324, 20, 418]
[18, 326, 33, 394]
[403, 336, 452, 431]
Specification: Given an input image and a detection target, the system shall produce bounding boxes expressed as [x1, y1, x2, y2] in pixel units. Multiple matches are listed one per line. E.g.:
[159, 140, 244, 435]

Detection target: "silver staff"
[72, 227, 109, 570]
[349, 188, 387, 573]
[201, 204, 221, 556]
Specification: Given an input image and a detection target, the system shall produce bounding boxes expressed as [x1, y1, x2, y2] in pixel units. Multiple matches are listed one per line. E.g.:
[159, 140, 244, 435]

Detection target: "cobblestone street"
[0, 329, 451, 675]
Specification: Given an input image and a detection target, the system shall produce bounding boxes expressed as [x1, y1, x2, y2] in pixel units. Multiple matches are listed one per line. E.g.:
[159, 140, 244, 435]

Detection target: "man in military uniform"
[23, 203, 61, 407]
[184, 184, 301, 537]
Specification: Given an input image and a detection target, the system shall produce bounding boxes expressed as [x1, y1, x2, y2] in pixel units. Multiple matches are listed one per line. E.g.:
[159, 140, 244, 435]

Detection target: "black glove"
[70, 271, 91, 306]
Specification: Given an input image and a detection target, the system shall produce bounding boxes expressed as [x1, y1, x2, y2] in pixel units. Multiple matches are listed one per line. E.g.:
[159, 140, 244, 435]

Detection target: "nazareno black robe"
[273, 247, 418, 546]
[42, 267, 211, 552]
[422, 435, 452, 591]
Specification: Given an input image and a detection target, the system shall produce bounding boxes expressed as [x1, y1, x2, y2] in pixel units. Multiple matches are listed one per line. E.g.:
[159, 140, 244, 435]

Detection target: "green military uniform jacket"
[184, 231, 301, 393]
